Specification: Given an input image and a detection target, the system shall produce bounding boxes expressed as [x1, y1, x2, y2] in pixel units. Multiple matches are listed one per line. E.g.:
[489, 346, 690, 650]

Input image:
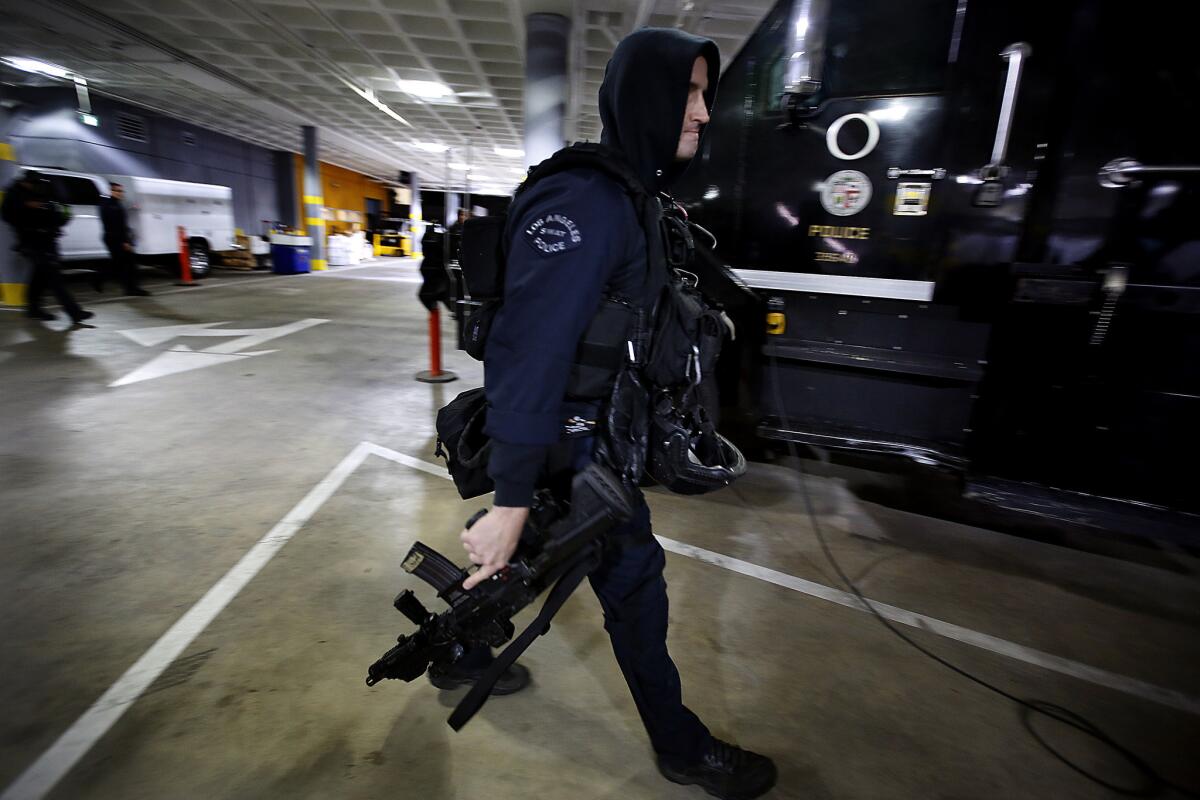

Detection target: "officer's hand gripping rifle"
[365, 463, 634, 728]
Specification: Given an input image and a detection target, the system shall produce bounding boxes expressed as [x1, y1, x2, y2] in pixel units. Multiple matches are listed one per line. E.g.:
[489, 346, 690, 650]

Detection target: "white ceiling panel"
[0, 0, 775, 191]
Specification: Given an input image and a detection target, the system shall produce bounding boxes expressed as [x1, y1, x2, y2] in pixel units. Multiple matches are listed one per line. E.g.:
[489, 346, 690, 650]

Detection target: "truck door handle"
[1099, 158, 1200, 187]
[982, 42, 1032, 178]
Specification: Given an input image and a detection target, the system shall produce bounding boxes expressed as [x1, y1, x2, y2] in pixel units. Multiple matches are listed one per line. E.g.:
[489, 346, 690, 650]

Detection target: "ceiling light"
[2, 56, 71, 79]
[346, 82, 412, 127]
[449, 162, 471, 171]
[397, 79, 453, 99]
[79, 112, 99, 126]
[413, 142, 449, 153]
[494, 147, 524, 158]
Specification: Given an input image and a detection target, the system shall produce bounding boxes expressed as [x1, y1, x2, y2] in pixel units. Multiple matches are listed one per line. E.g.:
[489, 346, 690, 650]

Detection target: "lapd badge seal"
[819, 170, 872, 217]
[525, 213, 583, 255]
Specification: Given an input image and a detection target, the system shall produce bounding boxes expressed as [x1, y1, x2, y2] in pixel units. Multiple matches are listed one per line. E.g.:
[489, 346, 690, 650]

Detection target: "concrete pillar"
[409, 171, 423, 257]
[302, 126, 326, 270]
[524, 13, 570, 169]
[0, 107, 27, 307]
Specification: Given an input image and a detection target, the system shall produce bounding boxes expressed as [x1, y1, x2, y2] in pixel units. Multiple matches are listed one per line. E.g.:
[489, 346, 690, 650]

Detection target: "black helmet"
[646, 396, 746, 495]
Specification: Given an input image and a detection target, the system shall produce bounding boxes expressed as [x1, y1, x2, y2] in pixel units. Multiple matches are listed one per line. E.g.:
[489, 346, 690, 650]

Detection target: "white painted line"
[362, 442, 458, 479]
[654, 536, 1200, 717]
[0, 442, 376, 800]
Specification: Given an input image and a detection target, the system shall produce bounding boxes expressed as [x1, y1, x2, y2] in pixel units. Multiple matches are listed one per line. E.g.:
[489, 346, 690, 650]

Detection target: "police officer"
[0, 170, 92, 323]
[454, 28, 777, 800]
[98, 182, 149, 296]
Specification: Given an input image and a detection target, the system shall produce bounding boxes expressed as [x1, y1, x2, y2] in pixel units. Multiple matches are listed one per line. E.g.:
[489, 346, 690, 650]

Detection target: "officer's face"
[675, 56, 710, 162]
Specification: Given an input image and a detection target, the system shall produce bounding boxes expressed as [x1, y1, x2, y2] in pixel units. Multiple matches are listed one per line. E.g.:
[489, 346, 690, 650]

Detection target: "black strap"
[447, 547, 600, 730]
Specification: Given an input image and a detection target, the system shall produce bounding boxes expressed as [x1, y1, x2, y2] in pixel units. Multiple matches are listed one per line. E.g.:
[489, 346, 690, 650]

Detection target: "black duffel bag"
[434, 387, 494, 499]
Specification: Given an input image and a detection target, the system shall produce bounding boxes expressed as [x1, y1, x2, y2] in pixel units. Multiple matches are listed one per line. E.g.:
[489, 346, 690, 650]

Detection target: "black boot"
[658, 738, 777, 800]
[25, 308, 55, 321]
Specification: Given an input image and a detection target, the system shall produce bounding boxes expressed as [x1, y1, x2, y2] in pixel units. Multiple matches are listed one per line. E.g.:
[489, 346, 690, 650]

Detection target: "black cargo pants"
[571, 437, 713, 764]
[24, 247, 83, 319]
[587, 494, 714, 765]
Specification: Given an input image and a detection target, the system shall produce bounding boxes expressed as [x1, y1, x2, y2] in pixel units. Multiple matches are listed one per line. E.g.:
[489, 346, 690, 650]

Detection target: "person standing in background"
[98, 182, 149, 296]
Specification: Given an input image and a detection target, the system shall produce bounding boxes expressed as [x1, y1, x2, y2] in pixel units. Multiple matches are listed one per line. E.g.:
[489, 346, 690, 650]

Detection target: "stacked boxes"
[214, 233, 258, 270]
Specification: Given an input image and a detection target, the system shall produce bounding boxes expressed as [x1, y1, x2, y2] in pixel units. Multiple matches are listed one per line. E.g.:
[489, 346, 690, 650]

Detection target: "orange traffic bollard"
[175, 226, 194, 287]
[415, 306, 458, 384]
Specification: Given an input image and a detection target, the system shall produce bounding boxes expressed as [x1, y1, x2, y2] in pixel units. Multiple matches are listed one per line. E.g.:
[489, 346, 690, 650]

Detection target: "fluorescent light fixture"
[79, 112, 99, 126]
[494, 147, 524, 158]
[345, 81, 412, 127]
[413, 142, 448, 153]
[397, 79, 453, 98]
[2, 56, 71, 79]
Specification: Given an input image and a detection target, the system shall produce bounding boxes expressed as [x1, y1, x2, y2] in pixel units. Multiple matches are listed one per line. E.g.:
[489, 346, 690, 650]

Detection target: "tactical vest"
[458, 143, 730, 394]
[440, 143, 744, 496]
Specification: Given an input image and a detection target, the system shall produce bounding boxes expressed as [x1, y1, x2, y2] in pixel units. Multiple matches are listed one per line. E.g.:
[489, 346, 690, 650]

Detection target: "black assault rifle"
[365, 463, 634, 729]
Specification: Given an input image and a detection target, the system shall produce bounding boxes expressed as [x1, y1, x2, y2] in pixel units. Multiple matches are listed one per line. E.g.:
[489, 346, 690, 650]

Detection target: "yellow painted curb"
[310, 259, 327, 271]
[1, 282, 28, 307]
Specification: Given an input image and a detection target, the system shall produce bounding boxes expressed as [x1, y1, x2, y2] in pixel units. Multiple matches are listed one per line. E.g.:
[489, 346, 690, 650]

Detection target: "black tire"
[187, 238, 210, 279]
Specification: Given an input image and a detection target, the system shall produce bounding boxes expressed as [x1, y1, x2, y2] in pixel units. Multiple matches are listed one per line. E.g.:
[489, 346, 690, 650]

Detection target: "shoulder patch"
[523, 212, 583, 256]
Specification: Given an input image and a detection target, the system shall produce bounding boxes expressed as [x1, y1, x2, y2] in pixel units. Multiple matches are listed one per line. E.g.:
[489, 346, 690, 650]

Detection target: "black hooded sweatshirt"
[483, 29, 720, 507]
[600, 29, 720, 193]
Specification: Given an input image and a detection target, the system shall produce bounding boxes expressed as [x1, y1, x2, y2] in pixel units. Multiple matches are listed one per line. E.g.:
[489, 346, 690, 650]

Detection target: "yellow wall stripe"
[0, 143, 14, 161]
[1, 283, 28, 307]
[305, 217, 325, 227]
[303, 195, 324, 204]
[309, 259, 327, 271]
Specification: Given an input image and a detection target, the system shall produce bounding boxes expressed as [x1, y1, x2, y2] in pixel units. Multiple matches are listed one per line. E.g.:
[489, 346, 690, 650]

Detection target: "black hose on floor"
[763, 351, 1199, 798]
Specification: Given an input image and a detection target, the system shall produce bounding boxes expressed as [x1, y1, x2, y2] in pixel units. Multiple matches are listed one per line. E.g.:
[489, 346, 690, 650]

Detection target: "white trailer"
[19, 167, 236, 277]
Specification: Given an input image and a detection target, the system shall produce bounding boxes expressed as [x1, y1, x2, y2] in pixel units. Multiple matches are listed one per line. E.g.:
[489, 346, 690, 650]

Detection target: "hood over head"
[599, 28, 719, 192]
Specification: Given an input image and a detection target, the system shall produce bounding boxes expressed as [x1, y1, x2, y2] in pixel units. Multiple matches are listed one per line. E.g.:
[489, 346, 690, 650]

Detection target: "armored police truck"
[672, 0, 1199, 537]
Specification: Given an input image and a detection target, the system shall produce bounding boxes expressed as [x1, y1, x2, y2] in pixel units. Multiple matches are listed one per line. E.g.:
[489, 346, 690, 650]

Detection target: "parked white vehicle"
[19, 167, 236, 278]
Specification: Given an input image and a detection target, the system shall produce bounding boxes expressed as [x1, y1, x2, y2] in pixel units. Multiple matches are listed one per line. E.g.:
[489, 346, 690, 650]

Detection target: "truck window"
[761, 0, 958, 111]
[51, 176, 102, 206]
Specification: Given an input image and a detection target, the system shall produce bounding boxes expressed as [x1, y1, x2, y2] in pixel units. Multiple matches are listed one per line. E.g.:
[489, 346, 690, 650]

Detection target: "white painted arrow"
[109, 318, 331, 388]
[116, 319, 330, 352]
[117, 322, 229, 348]
[109, 350, 263, 387]
[200, 318, 329, 355]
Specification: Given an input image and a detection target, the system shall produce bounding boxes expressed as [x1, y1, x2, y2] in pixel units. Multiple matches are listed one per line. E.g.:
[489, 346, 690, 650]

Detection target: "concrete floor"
[1, 258, 1198, 800]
